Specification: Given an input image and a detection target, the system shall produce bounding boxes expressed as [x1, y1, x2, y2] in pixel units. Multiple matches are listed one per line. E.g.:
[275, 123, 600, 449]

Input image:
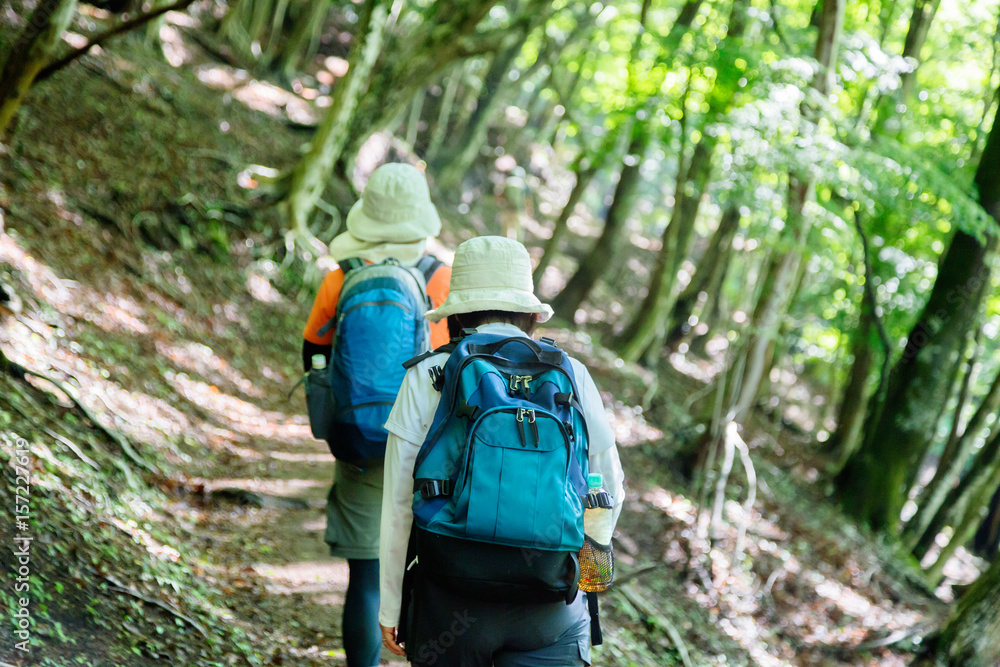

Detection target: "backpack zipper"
[414, 351, 581, 471]
[338, 298, 411, 325]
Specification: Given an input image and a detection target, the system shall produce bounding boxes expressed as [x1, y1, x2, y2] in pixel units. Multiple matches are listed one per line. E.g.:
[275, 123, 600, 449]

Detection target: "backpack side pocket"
[306, 368, 335, 441]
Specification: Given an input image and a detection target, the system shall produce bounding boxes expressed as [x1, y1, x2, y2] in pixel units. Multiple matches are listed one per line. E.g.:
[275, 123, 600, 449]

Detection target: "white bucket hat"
[425, 236, 553, 323]
[328, 163, 442, 263]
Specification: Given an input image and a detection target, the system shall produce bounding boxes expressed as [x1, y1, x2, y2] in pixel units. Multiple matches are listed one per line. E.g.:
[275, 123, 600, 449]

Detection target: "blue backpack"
[407, 332, 590, 603]
[311, 255, 442, 463]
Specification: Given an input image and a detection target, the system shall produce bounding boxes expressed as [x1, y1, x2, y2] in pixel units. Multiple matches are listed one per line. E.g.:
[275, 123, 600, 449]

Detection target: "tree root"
[102, 574, 209, 640]
[23, 368, 159, 475]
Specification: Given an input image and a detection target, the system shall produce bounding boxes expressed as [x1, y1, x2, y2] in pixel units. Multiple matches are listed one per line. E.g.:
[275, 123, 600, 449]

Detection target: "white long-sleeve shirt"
[378, 323, 625, 627]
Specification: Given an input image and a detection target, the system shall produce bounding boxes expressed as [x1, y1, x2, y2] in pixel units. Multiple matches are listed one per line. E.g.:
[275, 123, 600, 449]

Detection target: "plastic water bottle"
[579, 473, 614, 592]
[583, 473, 613, 545]
[311, 353, 327, 371]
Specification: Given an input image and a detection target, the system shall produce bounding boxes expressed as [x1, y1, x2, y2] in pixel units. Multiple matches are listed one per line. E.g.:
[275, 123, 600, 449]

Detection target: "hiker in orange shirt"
[302, 163, 450, 667]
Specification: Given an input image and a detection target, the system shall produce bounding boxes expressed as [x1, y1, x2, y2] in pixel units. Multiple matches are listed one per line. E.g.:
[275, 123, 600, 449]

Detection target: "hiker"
[378, 236, 625, 667]
[302, 162, 451, 667]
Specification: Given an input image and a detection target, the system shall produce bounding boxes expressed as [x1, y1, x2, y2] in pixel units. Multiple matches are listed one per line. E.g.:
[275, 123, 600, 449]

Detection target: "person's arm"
[574, 361, 626, 531]
[378, 429, 421, 656]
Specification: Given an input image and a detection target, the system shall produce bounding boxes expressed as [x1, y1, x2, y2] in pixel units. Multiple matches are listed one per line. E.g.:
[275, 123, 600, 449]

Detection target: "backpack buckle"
[509, 374, 532, 393]
[417, 479, 452, 499]
[428, 365, 445, 391]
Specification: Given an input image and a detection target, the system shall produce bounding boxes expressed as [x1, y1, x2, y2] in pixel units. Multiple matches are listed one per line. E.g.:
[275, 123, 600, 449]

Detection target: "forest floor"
[0, 13, 981, 667]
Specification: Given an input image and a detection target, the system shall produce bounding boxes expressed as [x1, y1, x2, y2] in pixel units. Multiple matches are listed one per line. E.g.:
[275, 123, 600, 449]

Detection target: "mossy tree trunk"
[434, 23, 536, 188]
[826, 299, 876, 467]
[615, 134, 718, 363]
[837, 232, 992, 532]
[0, 0, 78, 138]
[614, 0, 751, 364]
[343, 0, 534, 162]
[912, 531, 1000, 666]
[550, 123, 652, 320]
[837, 89, 1000, 533]
[532, 155, 600, 282]
[874, 0, 941, 136]
[734, 0, 844, 419]
[281, 0, 389, 240]
[663, 204, 741, 351]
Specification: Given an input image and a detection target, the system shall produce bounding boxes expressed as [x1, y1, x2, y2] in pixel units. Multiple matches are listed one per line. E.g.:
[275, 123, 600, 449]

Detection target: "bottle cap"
[311, 354, 327, 370]
[587, 473, 603, 489]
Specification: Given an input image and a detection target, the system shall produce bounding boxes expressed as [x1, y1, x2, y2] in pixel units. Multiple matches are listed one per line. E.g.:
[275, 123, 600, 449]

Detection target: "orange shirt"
[303, 262, 452, 349]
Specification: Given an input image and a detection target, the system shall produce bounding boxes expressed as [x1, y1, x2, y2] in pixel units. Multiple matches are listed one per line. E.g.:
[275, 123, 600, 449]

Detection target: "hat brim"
[327, 232, 427, 264]
[345, 199, 441, 244]
[425, 288, 553, 324]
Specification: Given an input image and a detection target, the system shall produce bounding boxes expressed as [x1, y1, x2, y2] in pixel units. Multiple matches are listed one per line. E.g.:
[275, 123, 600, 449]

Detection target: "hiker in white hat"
[301, 162, 451, 667]
[378, 236, 626, 666]
[424, 234, 553, 329]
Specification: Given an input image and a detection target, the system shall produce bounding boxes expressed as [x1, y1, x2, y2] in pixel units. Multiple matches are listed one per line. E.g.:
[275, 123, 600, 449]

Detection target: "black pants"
[406, 575, 591, 667]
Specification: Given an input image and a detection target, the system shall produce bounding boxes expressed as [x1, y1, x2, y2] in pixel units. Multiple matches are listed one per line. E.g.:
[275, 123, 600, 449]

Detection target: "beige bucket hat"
[425, 236, 553, 323]
[328, 163, 442, 263]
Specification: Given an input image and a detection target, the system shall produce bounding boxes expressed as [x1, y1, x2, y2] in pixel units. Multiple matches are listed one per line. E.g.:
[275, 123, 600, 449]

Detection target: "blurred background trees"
[2, 0, 1000, 663]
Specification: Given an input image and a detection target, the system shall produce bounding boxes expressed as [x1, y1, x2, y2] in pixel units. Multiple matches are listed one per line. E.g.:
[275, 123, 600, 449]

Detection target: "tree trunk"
[281, 0, 389, 238]
[904, 368, 1000, 550]
[874, 0, 941, 136]
[533, 157, 599, 282]
[424, 66, 461, 162]
[913, 430, 1000, 562]
[405, 87, 426, 148]
[838, 92, 1000, 532]
[732, 0, 844, 417]
[733, 178, 812, 419]
[615, 135, 718, 362]
[941, 330, 983, 470]
[897, 0, 941, 106]
[972, 485, 1000, 558]
[924, 460, 1000, 584]
[343, 0, 527, 162]
[914, 555, 1000, 666]
[838, 231, 992, 531]
[277, 0, 330, 78]
[828, 208, 894, 469]
[903, 329, 1000, 548]
[613, 0, 753, 364]
[664, 204, 741, 350]
[826, 301, 876, 466]
[903, 328, 978, 495]
[550, 124, 651, 320]
[434, 25, 534, 188]
[0, 0, 79, 138]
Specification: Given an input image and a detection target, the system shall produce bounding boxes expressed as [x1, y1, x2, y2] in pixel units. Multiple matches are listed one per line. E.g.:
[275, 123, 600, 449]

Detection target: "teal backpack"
[407, 332, 590, 603]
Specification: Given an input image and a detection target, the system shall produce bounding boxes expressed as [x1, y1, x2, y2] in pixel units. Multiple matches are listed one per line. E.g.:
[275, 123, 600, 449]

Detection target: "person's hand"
[380, 623, 405, 657]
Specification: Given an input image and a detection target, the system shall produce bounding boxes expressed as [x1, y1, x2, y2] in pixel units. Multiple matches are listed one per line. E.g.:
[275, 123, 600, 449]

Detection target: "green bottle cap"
[587, 473, 603, 489]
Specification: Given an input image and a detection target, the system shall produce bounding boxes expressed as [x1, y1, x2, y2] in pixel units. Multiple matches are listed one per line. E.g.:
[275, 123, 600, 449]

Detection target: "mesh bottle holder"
[578, 535, 614, 592]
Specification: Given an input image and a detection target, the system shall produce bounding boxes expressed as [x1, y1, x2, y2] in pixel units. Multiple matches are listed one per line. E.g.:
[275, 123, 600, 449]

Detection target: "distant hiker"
[378, 236, 625, 667]
[302, 162, 450, 667]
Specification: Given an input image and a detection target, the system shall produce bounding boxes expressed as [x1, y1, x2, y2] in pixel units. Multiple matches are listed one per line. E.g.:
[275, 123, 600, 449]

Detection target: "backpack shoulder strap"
[339, 257, 366, 274]
[415, 254, 444, 284]
[402, 339, 458, 371]
[316, 258, 368, 338]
